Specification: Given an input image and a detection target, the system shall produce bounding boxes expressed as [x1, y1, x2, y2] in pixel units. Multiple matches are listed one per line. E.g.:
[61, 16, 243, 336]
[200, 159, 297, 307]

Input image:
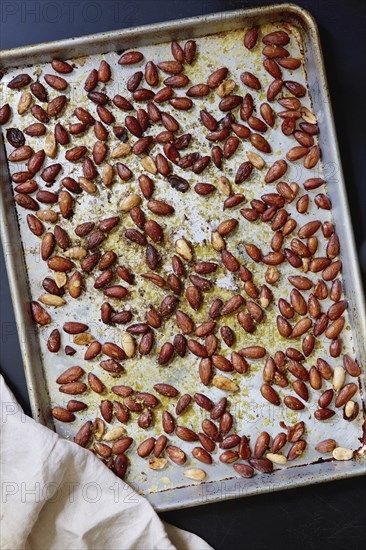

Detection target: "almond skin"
[59, 382, 87, 395]
[176, 394, 192, 415]
[137, 437, 156, 458]
[207, 67, 228, 88]
[51, 407, 75, 422]
[261, 384, 280, 405]
[335, 383, 358, 408]
[314, 408, 335, 421]
[166, 446, 186, 465]
[31, 301, 51, 325]
[56, 366, 85, 384]
[192, 447, 212, 464]
[74, 421, 93, 447]
[248, 458, 273, 473]
[63, 322, 88, 334]
[343, 355, 361, 377]
[315, 439, 337, 453]
[244, 26, 259, 50]
[234, 464, 255, 478]
[153, 383, 178, 398]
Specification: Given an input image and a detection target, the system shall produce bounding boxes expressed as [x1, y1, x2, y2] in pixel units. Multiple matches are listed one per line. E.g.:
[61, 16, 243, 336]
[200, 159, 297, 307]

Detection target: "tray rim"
[0, 2, 365, 512]
[0, 3, 319, 63]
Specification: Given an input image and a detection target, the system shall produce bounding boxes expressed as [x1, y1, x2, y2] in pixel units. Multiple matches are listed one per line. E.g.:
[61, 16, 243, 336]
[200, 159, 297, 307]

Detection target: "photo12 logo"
[1, 1, 140, 25]
[1, 479, 139, 504]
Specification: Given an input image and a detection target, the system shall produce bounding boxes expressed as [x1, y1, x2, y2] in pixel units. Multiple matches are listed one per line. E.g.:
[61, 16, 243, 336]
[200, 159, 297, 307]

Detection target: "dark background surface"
[0, 1, 365, 548]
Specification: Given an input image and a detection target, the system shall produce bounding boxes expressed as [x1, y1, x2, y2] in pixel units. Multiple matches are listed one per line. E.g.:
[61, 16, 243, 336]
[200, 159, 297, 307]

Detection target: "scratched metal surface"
[0, 4, 365, 511]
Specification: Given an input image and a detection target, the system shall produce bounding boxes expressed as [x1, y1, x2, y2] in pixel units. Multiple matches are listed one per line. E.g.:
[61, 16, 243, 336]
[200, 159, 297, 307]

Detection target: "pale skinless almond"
[111, 143, 131, 158]
[18, 92, 32, 115]
[211, 231, 226, 251]
[38, 293, 65, 306]
[102, 164, 114, 186]
[302, 258, 310, 272]
[265, 266, 280, 284]
[247, 151, 265, 169]
[217, 79, 236, 98]
[218, 176, 232, 196]
[332, 366, 346, 391]
[45, 133, 57, 158]
[184, 468, 207, 480]
[141, 156, 157, 174]
[266, 452, 287, 464]
[94, 417, 105, 441]
[73, 333, 96, 345]
[212, 375, 239, 392]
[175, 238, 193, 261]
[300, 106, 317, 124]
[79, 177, 97, 194]
[63, 247, 87, 259]
[149, 457, 167, 470]
[120, 193, 141, 211]
[121, 332, 135, 357]
[103, 426, 126, 441]
[344, 400, 356, 418]
[332, 447, 353, 461]
[54, 271, 67, 288]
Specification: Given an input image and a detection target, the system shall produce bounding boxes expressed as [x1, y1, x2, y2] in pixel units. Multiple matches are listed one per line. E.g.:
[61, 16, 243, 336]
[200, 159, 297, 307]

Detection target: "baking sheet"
[0, 4, 365, 511]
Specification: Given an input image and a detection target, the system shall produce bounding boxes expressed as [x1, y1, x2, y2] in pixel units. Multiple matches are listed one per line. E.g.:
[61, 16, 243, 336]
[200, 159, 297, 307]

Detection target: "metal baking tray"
[0, 3, 365, 512]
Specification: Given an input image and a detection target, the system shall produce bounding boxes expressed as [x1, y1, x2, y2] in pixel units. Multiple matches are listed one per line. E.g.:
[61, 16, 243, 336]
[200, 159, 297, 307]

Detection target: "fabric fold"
[0, 375, 211, 550]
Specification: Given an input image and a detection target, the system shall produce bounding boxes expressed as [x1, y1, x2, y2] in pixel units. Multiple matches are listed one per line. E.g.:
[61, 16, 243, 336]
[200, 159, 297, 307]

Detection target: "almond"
[343, 355, 361, 377]
[184, 468, 206, 481]
[27, 214, 44, 236]
[166, 445, 186, 465]
[175, 238, 193, 261]
[261, 384, 280, 405]
[51, 407, 75, 423]
[332, 447, 353, 461]
[74, 421, 93, 447]
[137, 437, 155, 458]
[244, 26, 259, 49]
[39, 294, 65, 306]
[335, 383, 358, 408]
[212, 375, 239, 392]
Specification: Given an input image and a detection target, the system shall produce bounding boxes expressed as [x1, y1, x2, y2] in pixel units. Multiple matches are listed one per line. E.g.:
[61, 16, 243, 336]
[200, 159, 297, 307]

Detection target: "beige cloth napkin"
[0, 375, 212, 550]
